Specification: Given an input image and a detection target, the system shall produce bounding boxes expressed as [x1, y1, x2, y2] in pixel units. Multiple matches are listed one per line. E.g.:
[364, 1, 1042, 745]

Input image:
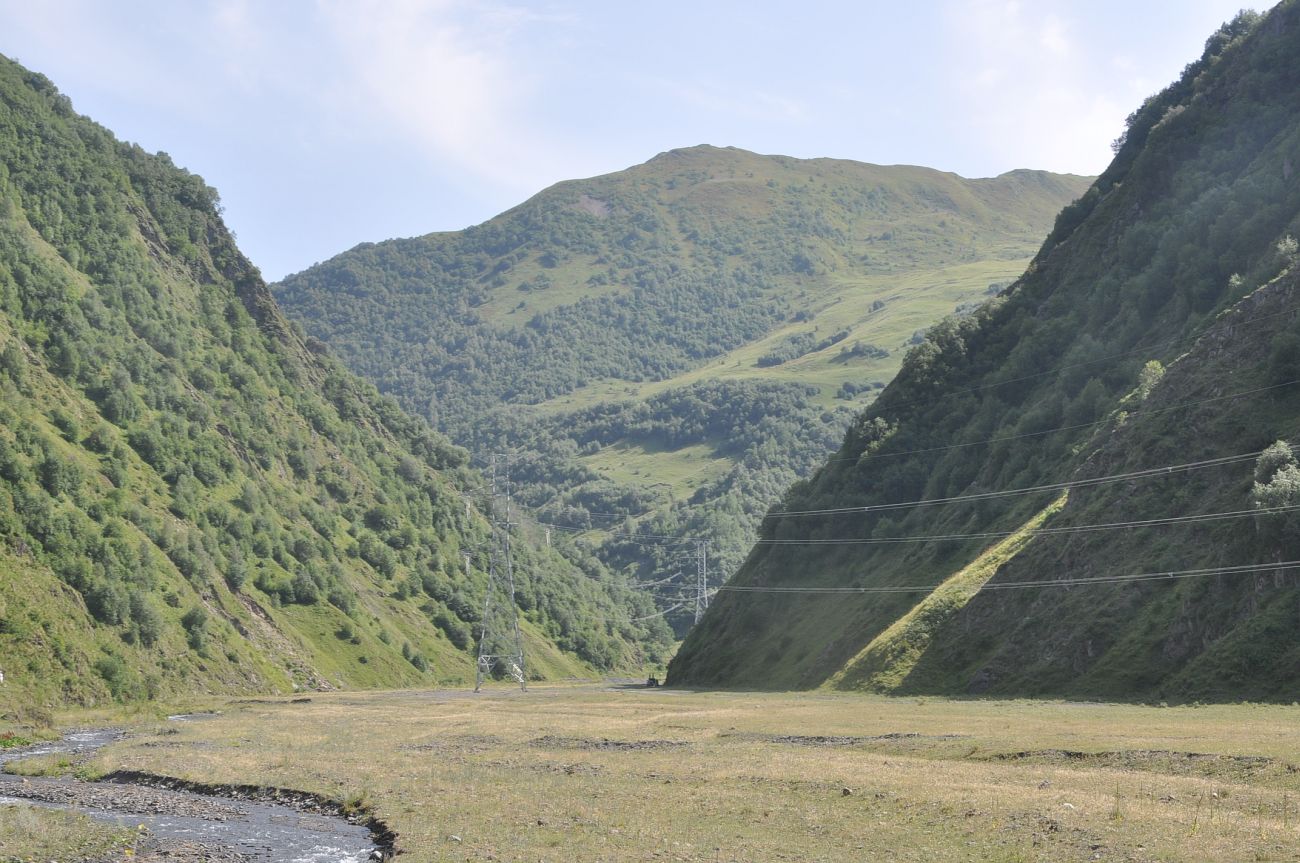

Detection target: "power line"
[753, 503, 1300, 545]
[714, 560, 1300, 596]
[489, 376, 1300, 541]
[764, 447, 1270, 520]
[639, 571, 687, 588]
[536, 520, 693, 542]
[632, 601, 689, 622]
[605, 384, 1294, 607]
[602, 601, 691, 624]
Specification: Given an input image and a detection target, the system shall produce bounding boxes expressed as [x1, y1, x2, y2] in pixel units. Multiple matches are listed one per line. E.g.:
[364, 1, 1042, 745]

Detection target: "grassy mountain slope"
[278, 147, 1088, 435]
[0, 55, 669, 713]
[274, 147, 1089, 630]
[668, 5, 1300, 700]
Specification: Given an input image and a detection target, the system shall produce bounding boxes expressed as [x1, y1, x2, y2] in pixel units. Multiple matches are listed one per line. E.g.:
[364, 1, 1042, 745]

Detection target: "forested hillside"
[0, 55, 670, 713]
[275, 148, 1089, 630]
[670, 5, 1300, 700]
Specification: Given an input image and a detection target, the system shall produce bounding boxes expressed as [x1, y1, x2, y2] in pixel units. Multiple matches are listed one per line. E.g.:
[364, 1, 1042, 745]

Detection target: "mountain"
[0, 55, 670, 714]
[273, 147, 1090, 630]
[669, 6, 1300, 701]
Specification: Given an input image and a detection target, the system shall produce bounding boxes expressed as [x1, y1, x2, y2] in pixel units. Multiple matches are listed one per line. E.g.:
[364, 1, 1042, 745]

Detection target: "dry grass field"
[51, 686, 1300, 862]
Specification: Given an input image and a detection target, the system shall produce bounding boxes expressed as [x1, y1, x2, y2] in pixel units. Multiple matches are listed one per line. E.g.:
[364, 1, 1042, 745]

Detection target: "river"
[0, 719, 380, 862]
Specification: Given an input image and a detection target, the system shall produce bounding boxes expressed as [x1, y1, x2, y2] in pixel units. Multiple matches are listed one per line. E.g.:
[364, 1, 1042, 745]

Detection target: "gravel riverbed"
[0, 724, 380, 862]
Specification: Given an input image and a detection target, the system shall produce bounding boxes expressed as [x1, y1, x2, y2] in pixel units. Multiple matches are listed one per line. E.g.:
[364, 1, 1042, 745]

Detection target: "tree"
[1252, 441, 1300, 554]
[129, 591, 164, 648]
[0, 340, 26, 385]
[1278, 235, 1299, 269]
[180, 606, 209, 652]
[1135, 360, 1165, 401]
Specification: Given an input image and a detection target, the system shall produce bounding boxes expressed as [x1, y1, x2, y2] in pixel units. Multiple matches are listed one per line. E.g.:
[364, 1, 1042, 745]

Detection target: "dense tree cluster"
[470, 380, 855, 633]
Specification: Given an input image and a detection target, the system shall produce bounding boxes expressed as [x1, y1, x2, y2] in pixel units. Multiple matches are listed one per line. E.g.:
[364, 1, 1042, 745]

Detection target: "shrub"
[1135, 360, 1165, 401]
[129, 591, 164, 648]
[292, 570, 320, 604]
[432, 606, 473, 650]
[93, 654, 131, 699]
[180, 606, 208, 652]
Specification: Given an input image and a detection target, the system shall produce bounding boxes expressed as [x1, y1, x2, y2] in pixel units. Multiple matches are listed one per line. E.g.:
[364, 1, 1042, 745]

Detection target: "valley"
[274, 150, 1090, 631]
[4, 4, 1300, 861]
[9, 688, 1300, 862]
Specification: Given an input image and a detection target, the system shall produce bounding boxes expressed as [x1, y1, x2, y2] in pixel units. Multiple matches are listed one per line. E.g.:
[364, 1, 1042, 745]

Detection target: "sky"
[0, 1, 1266, 281]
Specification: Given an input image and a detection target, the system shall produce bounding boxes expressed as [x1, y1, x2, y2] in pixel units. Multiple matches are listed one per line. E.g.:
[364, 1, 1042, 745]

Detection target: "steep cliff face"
[669, 5, 1300, 700]
[0, 55, 667, 712]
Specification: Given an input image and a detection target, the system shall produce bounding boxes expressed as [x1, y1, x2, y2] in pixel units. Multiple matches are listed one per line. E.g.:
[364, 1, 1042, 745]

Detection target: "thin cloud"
[315, 0, 578, 193]
[1040, 15, 1072, 56]
[658, 78, 808, 124]
[0, 0, 1265, 278]
[944, 1, 1126, 174]
[1, 0, 194, 115]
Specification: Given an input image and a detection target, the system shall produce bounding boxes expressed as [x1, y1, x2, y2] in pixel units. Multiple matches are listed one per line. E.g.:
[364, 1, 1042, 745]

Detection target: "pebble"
[1, 777, 245, 820]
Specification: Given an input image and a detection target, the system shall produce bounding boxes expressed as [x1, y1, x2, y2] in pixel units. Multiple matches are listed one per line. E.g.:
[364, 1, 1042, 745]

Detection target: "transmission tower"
[474, 454, 527, 692]
[695, 541, 709, 623]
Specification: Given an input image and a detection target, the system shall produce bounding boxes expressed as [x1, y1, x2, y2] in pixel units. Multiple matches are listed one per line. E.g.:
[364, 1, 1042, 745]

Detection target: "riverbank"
[46, 685, 1300, 862]
[0, 722, 379, 862]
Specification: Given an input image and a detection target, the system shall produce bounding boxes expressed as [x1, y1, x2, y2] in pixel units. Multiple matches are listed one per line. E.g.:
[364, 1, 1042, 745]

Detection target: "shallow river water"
[0, 722, 378, 862]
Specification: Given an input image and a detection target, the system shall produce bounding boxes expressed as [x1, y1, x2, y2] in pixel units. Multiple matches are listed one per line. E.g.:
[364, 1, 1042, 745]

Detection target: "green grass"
[828, 493, 1069, 693]
[534, 258, 1031, 504]
[581, 440, 731, 500]
[529, 258, 1029, 417]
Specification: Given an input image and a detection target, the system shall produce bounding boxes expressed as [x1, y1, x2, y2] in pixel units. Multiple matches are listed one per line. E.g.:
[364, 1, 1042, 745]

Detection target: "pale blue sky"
[0, 1, 1265, 280]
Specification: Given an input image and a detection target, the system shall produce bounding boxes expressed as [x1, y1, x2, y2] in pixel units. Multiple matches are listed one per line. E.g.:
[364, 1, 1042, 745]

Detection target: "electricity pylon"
[474, 454, 526, 692]
[695, 541, 709, 623]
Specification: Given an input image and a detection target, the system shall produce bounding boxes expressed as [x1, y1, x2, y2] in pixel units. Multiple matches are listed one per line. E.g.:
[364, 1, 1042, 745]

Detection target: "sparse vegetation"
[72, 687, 1300, 863]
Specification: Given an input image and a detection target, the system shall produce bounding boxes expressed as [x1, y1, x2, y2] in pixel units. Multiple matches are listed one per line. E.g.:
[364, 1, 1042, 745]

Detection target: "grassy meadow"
[38, 686, 1300, 862]
[551, 258, 1029, 502]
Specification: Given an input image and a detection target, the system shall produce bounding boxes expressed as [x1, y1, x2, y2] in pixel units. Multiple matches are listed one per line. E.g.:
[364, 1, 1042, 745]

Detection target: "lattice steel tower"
[695, 541, 709, 624]
[474, 454, 527, 692]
